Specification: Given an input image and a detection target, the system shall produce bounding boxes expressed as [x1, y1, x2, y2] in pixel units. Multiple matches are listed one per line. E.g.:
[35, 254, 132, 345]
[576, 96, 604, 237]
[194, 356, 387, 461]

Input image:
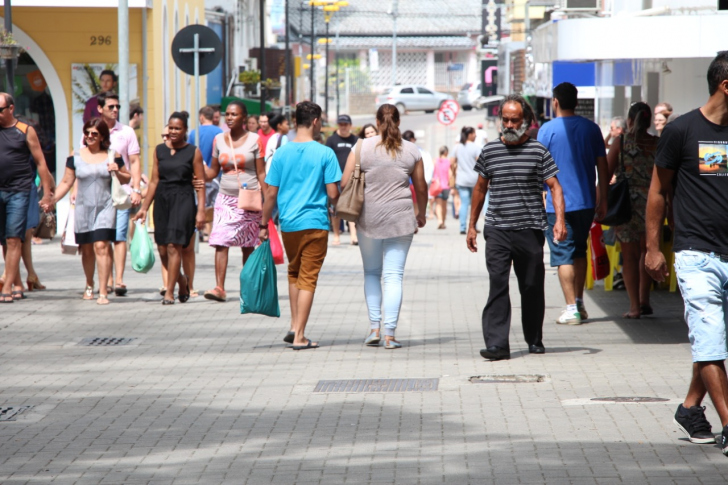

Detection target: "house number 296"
[90, 36, 112, 46]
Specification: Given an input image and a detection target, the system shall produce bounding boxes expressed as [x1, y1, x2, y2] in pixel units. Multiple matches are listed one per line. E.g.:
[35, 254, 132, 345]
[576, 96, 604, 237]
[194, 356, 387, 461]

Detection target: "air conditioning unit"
[561, 0, 600, 10]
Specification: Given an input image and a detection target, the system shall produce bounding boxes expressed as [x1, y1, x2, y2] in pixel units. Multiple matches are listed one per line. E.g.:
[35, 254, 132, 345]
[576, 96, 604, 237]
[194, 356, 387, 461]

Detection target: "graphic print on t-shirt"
[698, 142, 728, 175]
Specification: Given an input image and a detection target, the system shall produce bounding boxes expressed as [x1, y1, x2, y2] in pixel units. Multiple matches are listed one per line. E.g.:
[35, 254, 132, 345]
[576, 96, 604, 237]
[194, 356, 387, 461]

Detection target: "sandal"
[178, 275, 190, 303]
[11, 290, 25, 300]
[97, 295, 110, 305]
[204, 286, 227, 302]
[622, 312, 640, 319]
[640, 305, 653, 316]
[190, 288, 199, 298]
[384, 338, 402, 349]
[159, 287, 167, 296]
[162, 299, 175, 305]
[82, 286, 94, 300]
[292, 339, 319, 350]
[114, 284, 127, 297]
[0, 293, 14, 303]
[26, 276, 46, 291]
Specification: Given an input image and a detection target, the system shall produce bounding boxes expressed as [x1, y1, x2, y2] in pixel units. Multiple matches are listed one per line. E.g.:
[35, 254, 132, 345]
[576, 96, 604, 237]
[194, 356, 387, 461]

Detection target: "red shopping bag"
[429, 178, 443, 198]
[590, 223, 609, 280]
[268, 220, 285, 265]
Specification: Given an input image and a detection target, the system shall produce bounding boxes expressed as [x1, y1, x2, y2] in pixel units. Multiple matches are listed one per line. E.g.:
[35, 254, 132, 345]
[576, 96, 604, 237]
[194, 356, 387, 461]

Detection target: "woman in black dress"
[134, 112, 205, 304]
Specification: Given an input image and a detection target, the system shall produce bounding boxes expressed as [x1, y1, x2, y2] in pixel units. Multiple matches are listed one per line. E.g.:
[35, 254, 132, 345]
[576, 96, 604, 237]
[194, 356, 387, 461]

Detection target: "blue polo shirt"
[266, 141, 341, 233]
[189, 124, 223, 167]
[537, 116, 606, 213]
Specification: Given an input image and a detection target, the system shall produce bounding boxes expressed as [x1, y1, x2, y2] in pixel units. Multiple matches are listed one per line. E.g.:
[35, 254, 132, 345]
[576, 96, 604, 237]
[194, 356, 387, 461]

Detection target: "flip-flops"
[204, 287, 227, 302]
[283, 331, 295, 344]
[292, 339, 319, 350]
[114, 285, 127, 296]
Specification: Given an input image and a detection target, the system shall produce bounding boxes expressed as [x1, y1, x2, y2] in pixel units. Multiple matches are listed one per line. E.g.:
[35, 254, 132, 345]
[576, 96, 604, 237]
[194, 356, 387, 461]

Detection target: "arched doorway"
[0, 18, 68, 178]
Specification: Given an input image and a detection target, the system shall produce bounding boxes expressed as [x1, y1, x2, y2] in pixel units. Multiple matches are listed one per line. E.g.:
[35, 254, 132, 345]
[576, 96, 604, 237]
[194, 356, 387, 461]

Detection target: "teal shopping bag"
[130, 222, 155, 273]
[240, 240, 281, 317]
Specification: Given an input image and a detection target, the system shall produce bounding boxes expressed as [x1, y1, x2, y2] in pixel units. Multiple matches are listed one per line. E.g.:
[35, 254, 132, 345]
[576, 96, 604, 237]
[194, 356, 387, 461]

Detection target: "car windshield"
[460, 83, 472, 91]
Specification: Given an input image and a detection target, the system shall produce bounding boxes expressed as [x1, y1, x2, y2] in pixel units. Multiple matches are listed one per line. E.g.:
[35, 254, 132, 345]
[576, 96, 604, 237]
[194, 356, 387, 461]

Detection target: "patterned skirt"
[208, 193, 261, 248]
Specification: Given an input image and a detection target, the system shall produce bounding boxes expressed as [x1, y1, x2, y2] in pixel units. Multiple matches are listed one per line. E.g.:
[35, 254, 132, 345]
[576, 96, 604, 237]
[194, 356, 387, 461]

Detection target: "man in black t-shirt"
[466, 95, 566, 361]
[326, 114, 359, 245]
[646, 51, 728, 454]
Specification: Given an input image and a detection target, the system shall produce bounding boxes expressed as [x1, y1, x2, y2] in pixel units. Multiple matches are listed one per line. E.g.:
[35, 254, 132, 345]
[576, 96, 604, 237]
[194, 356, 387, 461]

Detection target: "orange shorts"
[281, 229, 328, 292]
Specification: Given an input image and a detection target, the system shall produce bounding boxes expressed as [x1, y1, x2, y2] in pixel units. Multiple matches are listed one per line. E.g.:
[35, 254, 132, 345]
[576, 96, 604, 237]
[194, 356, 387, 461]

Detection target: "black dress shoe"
[528, 344, 545, 354]
[479, 346, 510, 360]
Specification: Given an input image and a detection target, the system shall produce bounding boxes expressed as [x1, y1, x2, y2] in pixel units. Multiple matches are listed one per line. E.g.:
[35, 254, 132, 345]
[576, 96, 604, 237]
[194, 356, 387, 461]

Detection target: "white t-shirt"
[419, 148, 434, 186]
[264, 133, 288, 172]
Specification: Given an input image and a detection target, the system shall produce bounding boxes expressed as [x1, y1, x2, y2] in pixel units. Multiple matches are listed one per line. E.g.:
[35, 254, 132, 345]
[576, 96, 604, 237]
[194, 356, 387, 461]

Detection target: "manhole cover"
[591, 397, 669, 403]
[470, 374, 548, 383]
[314, 379, 438, 393]
[0, 406, 33, 422]
[79, 338, 136, 346]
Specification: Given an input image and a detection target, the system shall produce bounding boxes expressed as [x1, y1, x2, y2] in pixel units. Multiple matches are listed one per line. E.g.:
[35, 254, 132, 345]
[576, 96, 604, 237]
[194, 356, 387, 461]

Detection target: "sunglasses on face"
[84, 131, 100, 138]
[106, 104, 120, 110]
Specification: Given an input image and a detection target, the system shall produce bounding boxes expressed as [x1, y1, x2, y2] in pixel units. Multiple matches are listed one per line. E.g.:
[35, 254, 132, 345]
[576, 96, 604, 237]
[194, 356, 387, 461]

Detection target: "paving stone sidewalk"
[1, 222, 727, 484]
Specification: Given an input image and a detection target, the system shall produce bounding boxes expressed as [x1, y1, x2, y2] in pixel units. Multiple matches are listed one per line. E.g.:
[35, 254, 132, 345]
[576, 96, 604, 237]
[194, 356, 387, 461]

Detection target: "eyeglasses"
[106, 104, 121, 110]
[161, 134, 170, 139]
[84, 131, 100, 138]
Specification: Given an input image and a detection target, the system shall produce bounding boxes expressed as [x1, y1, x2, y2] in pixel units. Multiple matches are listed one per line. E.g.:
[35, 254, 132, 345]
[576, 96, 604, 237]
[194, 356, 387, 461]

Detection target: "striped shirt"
[475, 138, 558, 230]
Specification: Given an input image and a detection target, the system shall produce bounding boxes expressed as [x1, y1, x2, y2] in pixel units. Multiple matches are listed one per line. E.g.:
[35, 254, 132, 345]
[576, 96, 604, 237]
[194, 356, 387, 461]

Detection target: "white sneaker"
[556, 309, 582, 325]
[576, 301, 588, 320]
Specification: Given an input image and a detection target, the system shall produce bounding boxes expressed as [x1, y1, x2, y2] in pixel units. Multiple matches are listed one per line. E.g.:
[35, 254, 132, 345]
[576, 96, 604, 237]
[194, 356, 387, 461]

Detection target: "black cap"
[337, 114, 352, 124]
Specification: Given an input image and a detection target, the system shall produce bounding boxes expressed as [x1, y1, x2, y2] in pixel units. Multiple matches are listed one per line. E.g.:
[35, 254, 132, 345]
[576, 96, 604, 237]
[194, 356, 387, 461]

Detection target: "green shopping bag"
[240, 240, 280, 317]
[130, 221, 156, 273]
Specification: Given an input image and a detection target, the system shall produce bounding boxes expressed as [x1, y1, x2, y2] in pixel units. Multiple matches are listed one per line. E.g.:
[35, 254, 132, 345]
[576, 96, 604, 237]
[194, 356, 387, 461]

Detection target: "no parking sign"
[437, 107, 457, 125]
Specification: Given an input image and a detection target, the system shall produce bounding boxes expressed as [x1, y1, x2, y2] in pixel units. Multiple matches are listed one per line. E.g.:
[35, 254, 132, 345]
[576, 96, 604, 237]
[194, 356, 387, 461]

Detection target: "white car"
[457, 82, 482, 111]
[375, 85, 453, 114]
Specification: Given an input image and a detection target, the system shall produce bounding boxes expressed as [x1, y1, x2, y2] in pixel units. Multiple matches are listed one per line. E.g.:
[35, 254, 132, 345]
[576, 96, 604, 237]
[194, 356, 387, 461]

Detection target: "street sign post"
[440, 100, 460, 116]
[171, 25, 223, 148]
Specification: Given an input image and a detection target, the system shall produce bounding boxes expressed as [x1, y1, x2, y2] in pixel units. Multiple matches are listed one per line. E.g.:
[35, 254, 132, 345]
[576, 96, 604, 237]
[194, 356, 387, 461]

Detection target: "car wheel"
[425, 110, 435, 114]
[463, 106, 472, 111]
[395, 103, 406, 114]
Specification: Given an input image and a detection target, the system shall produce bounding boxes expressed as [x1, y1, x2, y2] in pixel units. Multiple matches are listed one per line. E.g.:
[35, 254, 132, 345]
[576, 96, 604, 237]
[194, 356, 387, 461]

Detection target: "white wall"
[661, 58, 712, 115]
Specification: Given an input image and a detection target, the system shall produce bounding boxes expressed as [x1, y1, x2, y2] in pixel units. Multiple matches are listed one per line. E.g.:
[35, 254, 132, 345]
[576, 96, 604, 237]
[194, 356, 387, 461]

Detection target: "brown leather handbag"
[34, 210, 56, 240]
[336, 140, 365, 222]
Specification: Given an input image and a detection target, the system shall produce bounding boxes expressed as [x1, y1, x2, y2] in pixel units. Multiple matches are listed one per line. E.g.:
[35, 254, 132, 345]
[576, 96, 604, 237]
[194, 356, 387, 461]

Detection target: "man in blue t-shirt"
[260, 101, 342, 350]
[189, 105, 223, 237]
[537, 82, 608, 326]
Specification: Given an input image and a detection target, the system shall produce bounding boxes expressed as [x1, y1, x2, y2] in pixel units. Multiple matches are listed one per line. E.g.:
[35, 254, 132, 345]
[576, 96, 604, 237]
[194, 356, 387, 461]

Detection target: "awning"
[4, 0, 151, 7]
[534, 13, 725, 63]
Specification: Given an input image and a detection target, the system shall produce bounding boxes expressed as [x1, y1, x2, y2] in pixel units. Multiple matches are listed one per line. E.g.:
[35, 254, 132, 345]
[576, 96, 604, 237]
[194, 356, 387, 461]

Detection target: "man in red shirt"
[257, 112, 275, 154]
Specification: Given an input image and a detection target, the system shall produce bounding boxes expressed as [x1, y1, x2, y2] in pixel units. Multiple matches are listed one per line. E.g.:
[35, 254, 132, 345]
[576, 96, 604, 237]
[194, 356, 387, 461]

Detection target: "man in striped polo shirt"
[466, 95, 567, 361]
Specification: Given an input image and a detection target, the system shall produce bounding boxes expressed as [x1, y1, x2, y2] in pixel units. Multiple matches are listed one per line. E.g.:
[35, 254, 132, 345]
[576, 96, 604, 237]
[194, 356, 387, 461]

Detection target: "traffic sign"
[437, 107, 457, 125]
[441, 100, 460, 115]
[171, 24, 223, 76]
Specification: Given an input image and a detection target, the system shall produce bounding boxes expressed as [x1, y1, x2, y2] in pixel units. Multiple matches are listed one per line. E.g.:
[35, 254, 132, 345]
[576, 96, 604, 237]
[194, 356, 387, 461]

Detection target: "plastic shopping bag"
[240, 240, 281, 317]
[130, 221, 156, 273]
[61, 207, 79, 255]
[268, 220, 285, 265]
[590, 223, 609, 281]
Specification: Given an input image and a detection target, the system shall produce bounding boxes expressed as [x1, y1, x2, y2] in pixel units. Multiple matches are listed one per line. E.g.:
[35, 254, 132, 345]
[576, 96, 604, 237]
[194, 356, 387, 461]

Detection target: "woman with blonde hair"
[341, 104, 427, 349]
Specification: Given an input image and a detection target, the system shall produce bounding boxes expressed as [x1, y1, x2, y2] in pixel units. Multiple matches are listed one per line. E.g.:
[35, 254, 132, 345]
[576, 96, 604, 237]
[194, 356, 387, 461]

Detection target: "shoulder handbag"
[109, 151, 132, 210]
[336, 139, 365, 222]
[598, 135, 632, 227]
[225, 133, 263, 212]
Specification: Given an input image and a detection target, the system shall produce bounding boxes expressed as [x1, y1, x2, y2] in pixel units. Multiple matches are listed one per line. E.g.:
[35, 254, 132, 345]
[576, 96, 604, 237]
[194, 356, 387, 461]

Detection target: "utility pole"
[310, 3, 315, 101]
[3, 0, 13, 96]
[324, 19, 329, 119]
[284, 0, 290, 113]
[259, 0, 266, 115]
[118, 0, 129, 124]
[390, 0, 398, 86]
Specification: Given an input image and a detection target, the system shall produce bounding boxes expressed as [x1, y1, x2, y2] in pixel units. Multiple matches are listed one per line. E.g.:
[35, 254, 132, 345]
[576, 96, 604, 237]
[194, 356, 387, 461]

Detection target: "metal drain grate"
[591, 397, 669, 403]
[0, 406, 33, 422]
[79, 338, 136, 346]
[470, 374, 548, 383]
[314, 378, 439, 393]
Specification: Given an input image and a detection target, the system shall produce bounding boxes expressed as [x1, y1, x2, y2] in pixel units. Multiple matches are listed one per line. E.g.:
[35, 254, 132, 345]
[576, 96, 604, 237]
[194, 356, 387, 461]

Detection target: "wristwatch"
[259, 223, 268, 229]
[131, 188, 142, 194]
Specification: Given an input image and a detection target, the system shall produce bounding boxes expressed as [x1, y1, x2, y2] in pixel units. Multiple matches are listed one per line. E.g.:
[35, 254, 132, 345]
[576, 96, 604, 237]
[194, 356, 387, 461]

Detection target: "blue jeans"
[675, 250, 728, 362]
[457, 185, 473, 232]
[0, 190, 30, 244]
[358, 233, 414, 336]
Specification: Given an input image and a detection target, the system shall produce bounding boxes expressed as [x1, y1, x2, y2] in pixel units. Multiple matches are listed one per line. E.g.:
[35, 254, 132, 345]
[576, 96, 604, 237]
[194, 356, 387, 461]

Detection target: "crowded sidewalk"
[0, 223, 724, 484]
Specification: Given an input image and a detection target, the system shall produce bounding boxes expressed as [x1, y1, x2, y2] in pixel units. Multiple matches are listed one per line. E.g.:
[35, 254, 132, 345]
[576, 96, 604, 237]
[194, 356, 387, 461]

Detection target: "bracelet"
[258, 223, 268, 229]
[131, 188, 142, 194]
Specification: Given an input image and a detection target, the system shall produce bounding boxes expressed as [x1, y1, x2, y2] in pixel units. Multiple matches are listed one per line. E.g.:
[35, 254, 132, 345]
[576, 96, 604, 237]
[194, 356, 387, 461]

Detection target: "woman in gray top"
[53, 119, 129, 305]
[455, 127, 481, 234]
[341, 104, 427, 349]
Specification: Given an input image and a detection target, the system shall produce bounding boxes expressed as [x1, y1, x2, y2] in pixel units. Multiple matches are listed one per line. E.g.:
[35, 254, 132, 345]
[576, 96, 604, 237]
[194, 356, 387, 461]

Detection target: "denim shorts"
[0, 190, 30, 243]
[675, 250, 728, 362]
[545, 208, 594, 267]
[115, 208, 130, 242]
